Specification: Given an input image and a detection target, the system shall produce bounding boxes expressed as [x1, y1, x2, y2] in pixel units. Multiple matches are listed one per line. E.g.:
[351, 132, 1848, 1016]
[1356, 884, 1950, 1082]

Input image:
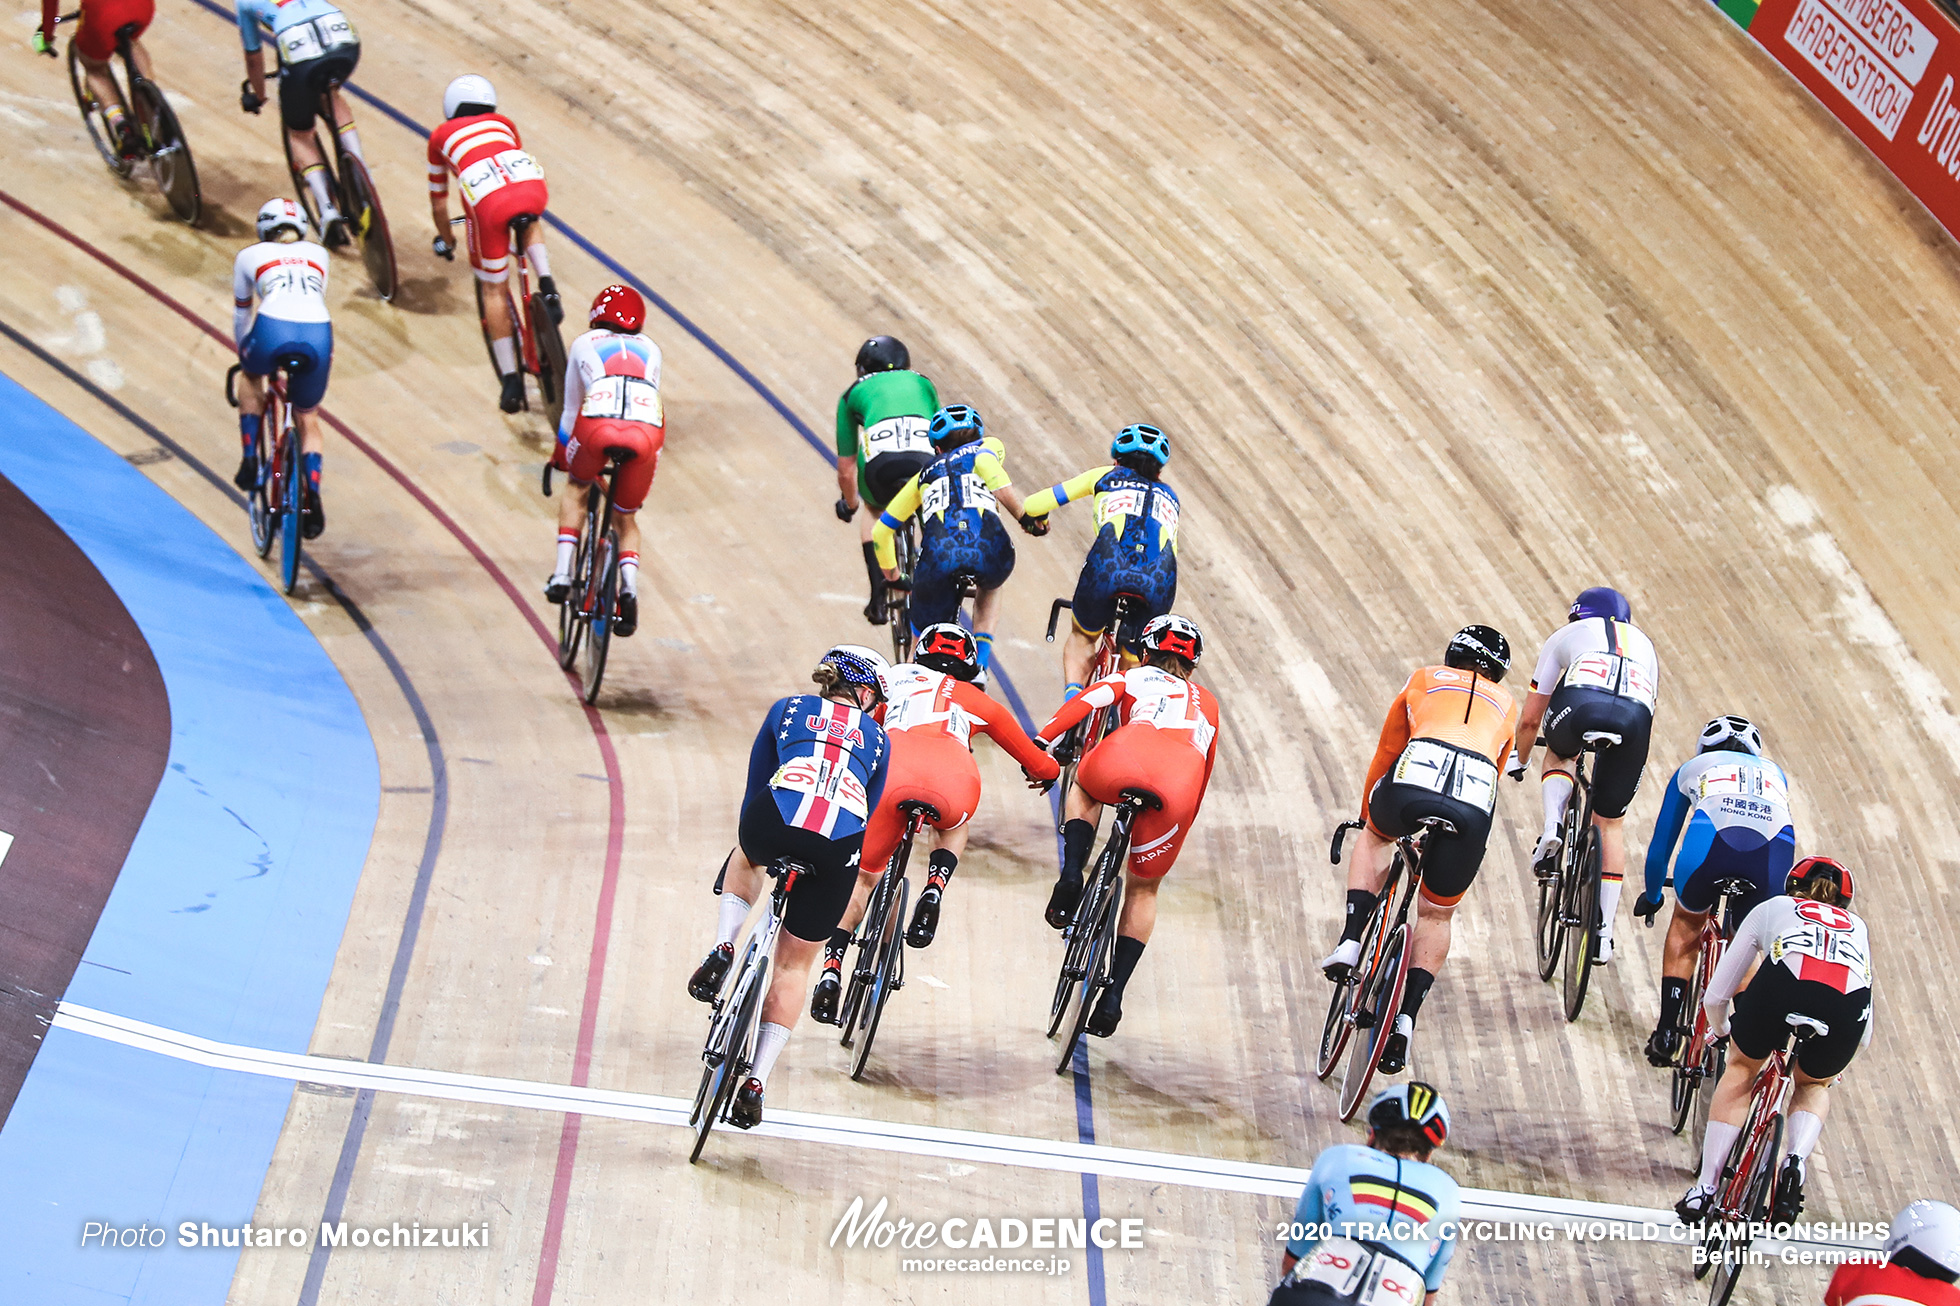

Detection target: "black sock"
[1061, 820, 1095, 880]
[826, 927, 851, 959]
[1400, 967, 1437, 1021]
[861, 541, 883, 591]
[1658, 977, 1688, 1030]
[1106, 936, 1146, 1002]
[539, 274, 558, 296]
[927, 848, 958, 889]
[1339, 889, 1380, 945]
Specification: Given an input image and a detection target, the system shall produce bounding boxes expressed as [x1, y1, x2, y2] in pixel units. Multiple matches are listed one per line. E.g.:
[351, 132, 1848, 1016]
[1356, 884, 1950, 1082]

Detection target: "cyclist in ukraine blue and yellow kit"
[1021, 424, 1179, 697]
[835, 336, 939, 625]
[872, 405, 1042, 685]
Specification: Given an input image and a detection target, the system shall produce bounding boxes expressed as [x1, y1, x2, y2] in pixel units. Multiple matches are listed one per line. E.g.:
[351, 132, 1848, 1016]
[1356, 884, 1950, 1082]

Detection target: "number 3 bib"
[458, 149, 546, 207]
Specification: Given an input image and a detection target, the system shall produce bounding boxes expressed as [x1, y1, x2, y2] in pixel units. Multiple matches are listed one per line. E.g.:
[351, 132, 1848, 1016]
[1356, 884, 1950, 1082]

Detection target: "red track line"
[0, 188, 625, 1301]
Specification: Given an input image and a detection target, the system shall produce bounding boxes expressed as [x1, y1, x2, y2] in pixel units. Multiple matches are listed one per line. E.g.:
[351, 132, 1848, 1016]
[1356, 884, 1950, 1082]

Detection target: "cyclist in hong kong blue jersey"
[235, 0, 366, 246]
[685, 645, 891, 1129]
[1272, 1084, 1460, 1306]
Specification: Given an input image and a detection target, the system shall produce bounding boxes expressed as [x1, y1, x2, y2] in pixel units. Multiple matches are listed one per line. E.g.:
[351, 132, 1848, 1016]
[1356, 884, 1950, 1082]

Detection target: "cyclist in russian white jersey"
[1271, 1083, 1460, 1306]
[1678, 857, 1873, 1227]
[1634, 714, 1796, 1067]
[1506, 587, 1658, 964]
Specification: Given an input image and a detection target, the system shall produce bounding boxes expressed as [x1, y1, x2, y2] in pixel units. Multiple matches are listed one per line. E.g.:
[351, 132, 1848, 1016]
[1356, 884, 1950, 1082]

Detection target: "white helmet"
[256, 197, 306, 242]
[1886, 1200, 1960, 1278]
[443, 74, 497, 119]
[819, 644, 890, 702]
[1698, 714, 1764, 757]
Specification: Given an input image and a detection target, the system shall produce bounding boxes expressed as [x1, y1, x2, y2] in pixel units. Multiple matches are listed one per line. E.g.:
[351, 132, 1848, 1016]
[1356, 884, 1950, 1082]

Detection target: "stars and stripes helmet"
[819, 644, 890, 703]
[915, 624, 979, 682]
[1368, 1081, 1451, 1148]
[1698, 715, 1763, 757]
[1139, 614, 1203, 664]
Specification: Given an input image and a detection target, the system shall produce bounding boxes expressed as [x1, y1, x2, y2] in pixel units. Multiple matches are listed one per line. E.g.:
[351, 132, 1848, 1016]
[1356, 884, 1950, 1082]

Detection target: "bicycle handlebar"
[1046, 597, 1072, 643]
[1329, 819, 1363, 866]
[540, 461, 553, 497]
[224, 364, 241, 409]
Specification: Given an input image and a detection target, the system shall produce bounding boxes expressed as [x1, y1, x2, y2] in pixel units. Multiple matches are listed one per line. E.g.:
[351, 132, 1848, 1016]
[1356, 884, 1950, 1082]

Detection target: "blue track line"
[184, 11, 1110, 1295]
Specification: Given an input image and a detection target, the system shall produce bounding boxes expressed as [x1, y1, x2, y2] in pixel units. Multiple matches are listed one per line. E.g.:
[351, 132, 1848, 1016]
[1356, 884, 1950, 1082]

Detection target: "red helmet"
[589, 284, 646, 333]
[1786, 855, 1855, 907]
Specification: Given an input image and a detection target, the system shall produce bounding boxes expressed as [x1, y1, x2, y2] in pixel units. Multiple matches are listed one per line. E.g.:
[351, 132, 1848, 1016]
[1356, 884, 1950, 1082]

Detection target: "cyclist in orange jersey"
[1320, 625, 1519, 1075]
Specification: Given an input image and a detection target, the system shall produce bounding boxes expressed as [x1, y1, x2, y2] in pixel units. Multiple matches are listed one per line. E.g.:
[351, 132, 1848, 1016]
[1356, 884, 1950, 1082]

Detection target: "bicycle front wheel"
[1339, 922, 1408, 1122]
[1707, 1114, 1782, 1304]
[578, 528, 616, 704]
[341, 153, 398, 302]
[850, 878, 909, 1081]
[1561, 825, 1602, 1022]
[531, 292, 568, 431]
[1055, 871, 1121, 1075]
[278, 410, 303, 593]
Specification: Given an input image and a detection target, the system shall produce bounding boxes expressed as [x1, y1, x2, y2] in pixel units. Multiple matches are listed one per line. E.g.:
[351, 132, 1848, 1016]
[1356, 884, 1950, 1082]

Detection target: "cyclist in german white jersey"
[1677, 857, 1873, 1227]
[1506, 586, 1659, 964]
[232, 198, 333, 538]
[234, 0, 364, 245]
[1634, 714, 1796, 1066]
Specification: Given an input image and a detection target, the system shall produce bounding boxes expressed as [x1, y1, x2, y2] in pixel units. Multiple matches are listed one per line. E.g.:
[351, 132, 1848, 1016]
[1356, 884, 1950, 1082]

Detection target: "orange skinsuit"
[1361, 664, 1519, 836]
[1038, 666, 1220, 878]
[860, 666, 1059, 873]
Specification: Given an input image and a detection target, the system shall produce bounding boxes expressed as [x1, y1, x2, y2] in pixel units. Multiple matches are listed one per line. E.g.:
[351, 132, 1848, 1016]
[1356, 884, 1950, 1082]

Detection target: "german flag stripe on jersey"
[1351, 1179, 1440, 1225]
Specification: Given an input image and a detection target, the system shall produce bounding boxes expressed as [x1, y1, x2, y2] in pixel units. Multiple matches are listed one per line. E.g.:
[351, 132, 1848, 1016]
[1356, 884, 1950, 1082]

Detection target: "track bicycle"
[883, 561, 978, 666]
[1532, 728, 1622, 1021]
[836, 800, 937, 1081]
[1043, 592, 1140, 826]
[689, 857, 807, 1164]
[1318, 815, 1454, 1121]
[549, 447, 630, 705]
[1667, 876, 1754, 1139]
[1693, 1015, 1826, 1304]
[63, 16, 199, 223]
[227, 361, 305, 594]
[264, 58, 396, 299]
[459, 212, 567, 429]
[1048, 788, 1158, 1074]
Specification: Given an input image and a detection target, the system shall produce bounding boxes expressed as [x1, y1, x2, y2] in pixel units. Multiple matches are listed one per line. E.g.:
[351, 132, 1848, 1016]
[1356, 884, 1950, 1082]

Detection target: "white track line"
[53, 1003, 1877, 1253]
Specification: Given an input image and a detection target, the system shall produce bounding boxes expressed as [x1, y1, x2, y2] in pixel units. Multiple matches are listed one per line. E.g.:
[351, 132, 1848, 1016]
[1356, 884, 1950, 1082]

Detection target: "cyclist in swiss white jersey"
[1677, 857, 1873, 1228]
[1506, 586, 1659, 964]
[232, 198, 333, 539]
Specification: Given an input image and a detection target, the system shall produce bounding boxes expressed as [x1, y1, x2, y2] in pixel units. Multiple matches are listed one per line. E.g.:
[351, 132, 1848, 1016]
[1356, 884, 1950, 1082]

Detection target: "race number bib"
[1561, 653, 1657, 710]
[1771, 901, 1872, 990]
[257, 259, 325, 300]
[275, 12, 357, 64]
[580, 375, 663, 425]
[1095, 486, 1144, 529]
[918, 472, 996, 519]
[862, 414, 931, 459]
[1696, 762, 1789, 822]
[1394, 741, 1497, 814]
[770, 755, 869, 820]
[456, 149, 545, 206]
[1296, 1239, 1421, 1306]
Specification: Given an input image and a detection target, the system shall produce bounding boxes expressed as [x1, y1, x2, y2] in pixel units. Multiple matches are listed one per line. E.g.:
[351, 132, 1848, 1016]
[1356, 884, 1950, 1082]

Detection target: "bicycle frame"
[1670, 876, 1754, 1136]
[1049, 790, 1155, 1073]
[556, 450, 628, 703]
[689, 858, 805, 1163]
[1698, 1021, 1820, 1301]
[839, 802, 933, 1079]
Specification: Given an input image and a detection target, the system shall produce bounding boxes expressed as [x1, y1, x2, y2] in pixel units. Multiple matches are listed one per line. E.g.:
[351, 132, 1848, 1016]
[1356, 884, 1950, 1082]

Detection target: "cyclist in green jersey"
[835, 336, 939, 624]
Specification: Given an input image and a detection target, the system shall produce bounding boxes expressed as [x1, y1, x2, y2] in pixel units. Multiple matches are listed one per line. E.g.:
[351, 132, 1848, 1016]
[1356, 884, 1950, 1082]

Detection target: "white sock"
[752, 1021, 791, 1085]
[1786, 1110, 1823, 1161]
[336, 122, 364, 164]
[1598, 878, 1624, 935]
[620, 554, 639, 596]
[491, 336, 518, 376]
[553, 532, 577, 576]
[526, 242, 552, 279]
[1698, 1120, 1741, 1191]
[303, 166, 336, 219]
[1541, 771, 1574, 840]
[715, 893, 752, 948]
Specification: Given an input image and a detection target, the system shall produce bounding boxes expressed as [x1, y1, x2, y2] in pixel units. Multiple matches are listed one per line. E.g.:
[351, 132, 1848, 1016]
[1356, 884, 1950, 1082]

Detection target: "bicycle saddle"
[1712, 876, 1757, 897]
[1415, 815, 1459, 837]
[770, 857, 814, 881]
[897, 799, 943, 822]
[1119, 787, 1164, 811]
[115, 21, 141, 39]
[511, 211, 540, 229]
[1581, 730, 1623, 750]
[1786, 1013, 1830, 1040]
[602, 445, 636, 461]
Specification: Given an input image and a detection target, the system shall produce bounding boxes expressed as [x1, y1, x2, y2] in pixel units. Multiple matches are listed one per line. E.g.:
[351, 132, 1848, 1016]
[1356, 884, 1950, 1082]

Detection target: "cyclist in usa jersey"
[232, 198, 333, 538]
[1035, 615, 1219, 1038]
[1679, 857, 1873, 1227]
[1272, 1083, 1459, 1306]
[1634, 714, 1796, 1068]
[685, 646, 890, 1129]
[835, 335, 939, 625]
[544, 286, 663, 637]
[427, 74, 561, 414]
[234, 0, 364, 245]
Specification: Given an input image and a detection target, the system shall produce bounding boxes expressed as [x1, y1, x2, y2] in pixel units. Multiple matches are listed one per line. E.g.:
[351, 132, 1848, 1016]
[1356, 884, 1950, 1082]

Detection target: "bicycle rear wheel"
[1561, 825, 1602, 1021]
[850, 878, 909, 1081]
[1339, 922, 1408, 1121]
[578, 528, 616, 704]
[1055, 870, 1122, 1075]
[341, 152, 398, 302]
[888, 528, 915, 663]
[69, 44, 133, 178]
[531, 292, 568, 431]
[1534, 862, 1564, 981]
[248, 417, 276, 557]
[278, 407, 303, 593]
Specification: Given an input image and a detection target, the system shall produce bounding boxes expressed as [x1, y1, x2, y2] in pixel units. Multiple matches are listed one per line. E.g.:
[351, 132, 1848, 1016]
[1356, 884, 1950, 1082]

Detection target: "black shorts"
[736, 794, 861, 944]
[1366, 777, 1493, 906]
[1730, 962, 1870, 1079]
[1543, 685, 1651, 819]
[1267, 1281, 1351, 1306]
[279, 47, 360, 134]
[863, 451, 931, 510]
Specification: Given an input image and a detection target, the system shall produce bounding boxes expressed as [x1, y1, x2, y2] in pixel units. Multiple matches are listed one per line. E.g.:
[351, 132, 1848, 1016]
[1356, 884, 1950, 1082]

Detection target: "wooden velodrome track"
[2, 0, 1959, 1297]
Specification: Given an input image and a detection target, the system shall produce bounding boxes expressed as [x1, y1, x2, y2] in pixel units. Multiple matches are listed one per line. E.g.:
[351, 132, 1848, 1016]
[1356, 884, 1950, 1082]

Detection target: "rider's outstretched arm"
[958, 681, 1059, 778]
[1034, 674, 1126, 743]
[1022, 465, 1106, 519]
[871, 476, 924, 572]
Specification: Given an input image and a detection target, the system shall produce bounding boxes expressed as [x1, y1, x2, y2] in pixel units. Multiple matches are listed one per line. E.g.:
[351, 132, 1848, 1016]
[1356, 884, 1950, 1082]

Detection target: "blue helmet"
[1568, 586, 1631, 622]
[1110, 423, 1170, 469]
[928, 404, 984, 448]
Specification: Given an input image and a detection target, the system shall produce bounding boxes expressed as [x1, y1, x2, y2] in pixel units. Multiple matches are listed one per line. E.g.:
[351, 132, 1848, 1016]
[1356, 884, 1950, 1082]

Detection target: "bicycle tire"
[1319, 855, 1400, 1080]
[531, 292, 568, 432]
[691, 953, 767, 1164]
[135, 83, 198, 225]
[1672, 934, 1718, 1134]
[1340, 922, 1408, 1122]
[341, 152, 398, 302]
[249, 408, 276, 557]
[1533, 865, 1564, 982]
[888, 527, 915, 664]
[1047, 845, 1112, 1039]
[579, 528, 616, 704]
[850, 877, 909, 1081]
[278, 407, 302, 593]
[557, 515, 593, 670]
[1055, 871, 1122, 1075]
[1707, 1114, 1782, 1305]
[842, 849, 905, 1047]
[69, 43, 133, 178]
[1561, 824, 1602, 1022]
[474, 279, 522, 392]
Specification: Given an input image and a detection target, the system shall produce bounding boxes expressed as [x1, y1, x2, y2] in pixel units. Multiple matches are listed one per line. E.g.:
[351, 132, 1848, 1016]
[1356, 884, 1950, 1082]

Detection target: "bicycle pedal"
[1353, 1009, 1378, 1030]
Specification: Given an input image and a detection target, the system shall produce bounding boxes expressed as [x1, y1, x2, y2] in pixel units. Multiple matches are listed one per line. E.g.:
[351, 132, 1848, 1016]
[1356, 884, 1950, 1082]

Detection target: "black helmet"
[855, 336, 909, 376]
[1443, 624, 1511, 681]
